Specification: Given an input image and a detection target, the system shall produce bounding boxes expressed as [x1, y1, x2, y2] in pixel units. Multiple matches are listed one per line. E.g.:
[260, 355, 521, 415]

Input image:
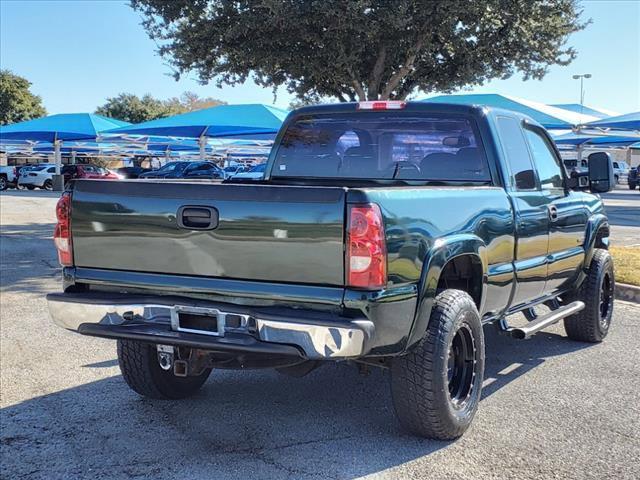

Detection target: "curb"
[616, 283, 640, 304]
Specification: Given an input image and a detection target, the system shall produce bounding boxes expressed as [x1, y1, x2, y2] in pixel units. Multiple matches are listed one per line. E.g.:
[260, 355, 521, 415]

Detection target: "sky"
[1, 0, 638, 115]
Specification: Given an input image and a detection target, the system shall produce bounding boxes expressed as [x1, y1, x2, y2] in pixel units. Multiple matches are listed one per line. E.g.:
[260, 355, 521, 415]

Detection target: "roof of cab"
[289, 101, 542, 128]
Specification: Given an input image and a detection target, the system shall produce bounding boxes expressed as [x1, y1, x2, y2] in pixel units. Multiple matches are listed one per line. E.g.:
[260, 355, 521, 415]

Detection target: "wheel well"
[436, 255, 483, 309]
[595, 226, 609, 249]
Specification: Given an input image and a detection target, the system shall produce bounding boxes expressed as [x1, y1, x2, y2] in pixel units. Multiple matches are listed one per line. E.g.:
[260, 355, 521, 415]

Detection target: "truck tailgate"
[70, 181, 346, 286]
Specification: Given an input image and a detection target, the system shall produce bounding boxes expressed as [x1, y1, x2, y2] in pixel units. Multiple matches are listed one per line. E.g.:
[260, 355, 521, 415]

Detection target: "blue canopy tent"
[552, 133, 640, 146]
[585, 111, 640, 131]
[106, 104, 288, 159]
[0, 114, 130, 184]
[422, 94, 600, 129]
[0, 113, 129, 142]
[550, 104, 616, 120]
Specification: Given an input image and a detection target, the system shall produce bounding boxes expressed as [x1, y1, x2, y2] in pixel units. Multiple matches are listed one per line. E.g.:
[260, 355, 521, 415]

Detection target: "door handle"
[177, 206, 219, 230]
[547, 205, 558, 222]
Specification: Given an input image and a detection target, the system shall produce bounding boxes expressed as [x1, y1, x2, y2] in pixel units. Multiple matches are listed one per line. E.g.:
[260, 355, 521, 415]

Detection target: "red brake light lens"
[357, 101, 406, 110]
[347, 204, 387, 289]
[53, 192, 73, 266]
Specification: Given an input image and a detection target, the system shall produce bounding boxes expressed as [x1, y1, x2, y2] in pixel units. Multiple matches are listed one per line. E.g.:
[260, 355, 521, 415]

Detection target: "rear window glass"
[271, 112, 491, 182]
[157, 162, 187, 173]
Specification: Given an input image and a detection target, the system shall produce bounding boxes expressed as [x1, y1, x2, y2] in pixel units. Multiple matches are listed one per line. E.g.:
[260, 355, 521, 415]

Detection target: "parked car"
[612, 160, 630, 184]
[222, 165, 247, 179]
[18, 164, 57, 190]
[628, 166, 638, 190]
[229, 163, 266, 180]
[139, 161, 224, 180]
[62, 164, 121, 184]
[116, 166, 152, 179]
[0, 165, 18, 190]
[48, 101, 616, 440]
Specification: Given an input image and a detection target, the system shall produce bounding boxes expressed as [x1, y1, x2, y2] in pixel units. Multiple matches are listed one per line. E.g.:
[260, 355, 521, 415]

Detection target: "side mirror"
[588, 152, 615, 193]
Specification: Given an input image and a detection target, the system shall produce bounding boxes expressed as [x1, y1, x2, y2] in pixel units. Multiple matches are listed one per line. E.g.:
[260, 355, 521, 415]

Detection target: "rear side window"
[47, 167, 56, 173]
[496, 116, 536, 190]
[272, 112, 491, 182]
[524, 129, 564, 190]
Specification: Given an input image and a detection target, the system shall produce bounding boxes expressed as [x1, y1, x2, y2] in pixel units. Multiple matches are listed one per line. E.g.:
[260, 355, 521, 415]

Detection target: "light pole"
[572, 73, 592, 105]
[572, 74, 592, 130]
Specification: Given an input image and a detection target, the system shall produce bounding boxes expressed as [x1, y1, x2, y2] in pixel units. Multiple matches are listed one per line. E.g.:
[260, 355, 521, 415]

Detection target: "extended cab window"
[524, 128, 564, 190]
[272, 112, 491, 182]
[496, 116, 536, 190]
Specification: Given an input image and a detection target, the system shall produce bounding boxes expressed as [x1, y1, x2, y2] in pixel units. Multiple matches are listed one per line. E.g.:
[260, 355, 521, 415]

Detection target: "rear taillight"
[54, 192, 73, 266]
[357, 101, 406, 110]
[346, 204, 387, 289]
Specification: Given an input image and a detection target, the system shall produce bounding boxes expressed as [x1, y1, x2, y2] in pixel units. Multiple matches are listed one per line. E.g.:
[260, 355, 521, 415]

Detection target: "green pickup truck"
[48, 101, 616, 440]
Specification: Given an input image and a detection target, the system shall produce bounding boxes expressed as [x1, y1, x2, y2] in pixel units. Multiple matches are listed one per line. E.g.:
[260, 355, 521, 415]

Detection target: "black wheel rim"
[599, 272, 613, 329]
[447, 322, 477, 408]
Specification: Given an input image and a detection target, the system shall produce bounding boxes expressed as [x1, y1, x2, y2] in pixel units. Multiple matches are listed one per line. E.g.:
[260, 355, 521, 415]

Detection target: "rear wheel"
[43, 179, 53, 190]
[564, 249, 614, 343]
[0, 176, 7, 191]
[117, 340, 211, 399]
[391, 290, 485, 440]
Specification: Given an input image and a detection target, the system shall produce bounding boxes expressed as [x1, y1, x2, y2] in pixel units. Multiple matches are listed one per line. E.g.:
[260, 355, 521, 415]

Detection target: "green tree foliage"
[95, 93, 179, 123]
[131, 0, 588, 102]
[0, 70, 47, 125]
[166, 91, 227, 112]
[95, 92, 225, 123]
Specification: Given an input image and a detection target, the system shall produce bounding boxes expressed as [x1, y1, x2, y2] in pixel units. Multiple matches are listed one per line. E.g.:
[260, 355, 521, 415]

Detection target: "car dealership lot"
[1, 189, 639, 480]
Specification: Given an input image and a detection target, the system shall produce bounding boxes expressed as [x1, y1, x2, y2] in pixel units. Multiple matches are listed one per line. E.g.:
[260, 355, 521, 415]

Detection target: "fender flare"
[405, 234, 488, 350]
[579, 214, 609, 282]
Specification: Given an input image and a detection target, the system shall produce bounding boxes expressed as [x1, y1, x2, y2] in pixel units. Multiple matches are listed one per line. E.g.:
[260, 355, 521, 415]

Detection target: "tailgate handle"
[177, 206, 219, 230]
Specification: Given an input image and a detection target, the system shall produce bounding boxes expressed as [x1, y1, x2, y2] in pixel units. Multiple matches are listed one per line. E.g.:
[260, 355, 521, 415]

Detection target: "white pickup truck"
[0, 165, 18, 190]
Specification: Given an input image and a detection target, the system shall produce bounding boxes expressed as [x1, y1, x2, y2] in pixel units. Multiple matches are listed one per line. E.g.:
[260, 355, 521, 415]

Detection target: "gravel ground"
[1, 190, 639, 480]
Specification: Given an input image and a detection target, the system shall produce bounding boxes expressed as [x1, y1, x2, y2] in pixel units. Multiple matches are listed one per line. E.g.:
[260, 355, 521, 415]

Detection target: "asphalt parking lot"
[601, 187, 640, 246]
[1, 188, 639, 480]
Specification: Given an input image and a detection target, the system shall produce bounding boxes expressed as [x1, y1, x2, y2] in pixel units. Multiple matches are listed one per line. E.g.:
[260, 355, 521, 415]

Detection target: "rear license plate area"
[172, 307, 223, 337]
[178, 312, 218, 334]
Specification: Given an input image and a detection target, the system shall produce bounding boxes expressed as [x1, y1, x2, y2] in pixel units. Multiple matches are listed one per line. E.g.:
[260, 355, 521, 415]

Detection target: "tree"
[0, 70, 47, 125]
[96, 91, 225, 122]
[131, 0, 588, 102]
[95, 93, 180, 123]
[166, 91, 226, 112]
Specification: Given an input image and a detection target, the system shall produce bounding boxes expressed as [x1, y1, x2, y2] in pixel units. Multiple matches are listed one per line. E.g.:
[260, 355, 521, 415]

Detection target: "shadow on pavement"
[602, 205, 640, 227]
[0, 222, 59, 295]
[0, 325, 592, 480]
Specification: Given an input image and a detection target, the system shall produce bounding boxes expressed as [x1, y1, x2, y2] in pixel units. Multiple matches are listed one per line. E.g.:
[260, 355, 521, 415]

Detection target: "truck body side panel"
[348, 186, 515, 349]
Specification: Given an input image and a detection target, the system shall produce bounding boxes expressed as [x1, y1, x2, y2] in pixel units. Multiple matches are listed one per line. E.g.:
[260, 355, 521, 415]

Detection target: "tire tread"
[391, 290, 484, 440]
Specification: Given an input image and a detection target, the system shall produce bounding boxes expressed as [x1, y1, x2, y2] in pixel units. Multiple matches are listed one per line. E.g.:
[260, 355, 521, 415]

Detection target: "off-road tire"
[391, 289, 485, 440]
[117, 340, 211, 399]
[564, 249, 614, 343]
[0, 175, 7, 191]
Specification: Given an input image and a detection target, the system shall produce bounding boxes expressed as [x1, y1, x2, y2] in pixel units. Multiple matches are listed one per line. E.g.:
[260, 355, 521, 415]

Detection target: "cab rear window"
[272, 112, 491, 182]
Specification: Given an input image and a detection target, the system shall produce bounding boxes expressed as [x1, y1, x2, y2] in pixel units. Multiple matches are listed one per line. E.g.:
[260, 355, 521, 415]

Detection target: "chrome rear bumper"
[47, 293, 373, 360]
